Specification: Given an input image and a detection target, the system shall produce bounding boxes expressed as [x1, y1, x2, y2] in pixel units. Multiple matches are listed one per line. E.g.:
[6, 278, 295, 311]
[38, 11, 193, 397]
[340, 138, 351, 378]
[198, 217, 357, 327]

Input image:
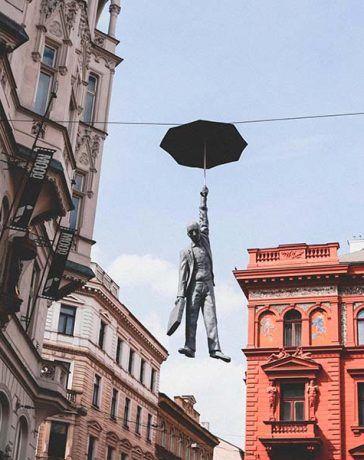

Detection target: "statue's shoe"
[178, 347, 195, 358]
[210, 350, 231, 363]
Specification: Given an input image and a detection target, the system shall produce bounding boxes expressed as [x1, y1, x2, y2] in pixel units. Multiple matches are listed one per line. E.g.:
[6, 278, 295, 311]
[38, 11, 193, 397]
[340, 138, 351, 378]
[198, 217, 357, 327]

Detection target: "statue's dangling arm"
[199, 185, 209, 236]
[177, 250, 188, 298]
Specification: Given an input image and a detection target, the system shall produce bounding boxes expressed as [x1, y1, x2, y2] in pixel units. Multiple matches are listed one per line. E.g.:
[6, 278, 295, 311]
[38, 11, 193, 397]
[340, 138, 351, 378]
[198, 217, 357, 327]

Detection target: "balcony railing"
[265, 420, 317, 438]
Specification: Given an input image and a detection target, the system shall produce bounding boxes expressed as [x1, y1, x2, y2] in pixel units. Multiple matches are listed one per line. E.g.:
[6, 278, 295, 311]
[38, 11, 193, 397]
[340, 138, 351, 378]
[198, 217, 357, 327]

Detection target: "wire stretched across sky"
[3, 110, 364, 127]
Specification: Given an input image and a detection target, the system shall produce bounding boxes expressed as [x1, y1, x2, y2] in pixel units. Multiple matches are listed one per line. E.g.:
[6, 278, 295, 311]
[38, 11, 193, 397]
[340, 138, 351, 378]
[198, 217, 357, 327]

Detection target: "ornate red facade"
[234, 242, 364, 460]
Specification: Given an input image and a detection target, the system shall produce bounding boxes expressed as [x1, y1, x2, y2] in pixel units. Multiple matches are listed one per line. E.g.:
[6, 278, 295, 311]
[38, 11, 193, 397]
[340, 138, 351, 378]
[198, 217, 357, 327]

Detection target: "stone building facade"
[156, 393, 219, 460]
[0, 1, 121, 458]
[234, 241, 364, 460]
[36, 263, 168, 460]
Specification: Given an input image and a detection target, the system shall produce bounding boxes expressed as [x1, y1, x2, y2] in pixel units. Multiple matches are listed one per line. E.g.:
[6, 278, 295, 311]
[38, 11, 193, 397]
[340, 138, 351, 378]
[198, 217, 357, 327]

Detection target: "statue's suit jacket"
[177, 204, 215, 298]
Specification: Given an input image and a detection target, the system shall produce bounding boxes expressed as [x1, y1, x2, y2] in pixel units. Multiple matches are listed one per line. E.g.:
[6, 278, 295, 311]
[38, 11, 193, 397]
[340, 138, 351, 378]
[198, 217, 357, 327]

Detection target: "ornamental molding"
[341, 286, 364, 296]
[341, 303, 347, 345]
[249, 286, 337, 300]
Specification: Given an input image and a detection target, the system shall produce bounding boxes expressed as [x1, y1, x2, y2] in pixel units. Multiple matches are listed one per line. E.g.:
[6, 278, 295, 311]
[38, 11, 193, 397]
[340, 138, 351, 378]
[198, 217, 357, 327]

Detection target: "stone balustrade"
[266, 420, 317, 438]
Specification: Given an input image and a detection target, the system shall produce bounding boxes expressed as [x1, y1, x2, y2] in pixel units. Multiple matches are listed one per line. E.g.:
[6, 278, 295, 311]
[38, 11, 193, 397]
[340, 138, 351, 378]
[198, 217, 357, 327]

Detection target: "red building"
[234, 241, 364, 460]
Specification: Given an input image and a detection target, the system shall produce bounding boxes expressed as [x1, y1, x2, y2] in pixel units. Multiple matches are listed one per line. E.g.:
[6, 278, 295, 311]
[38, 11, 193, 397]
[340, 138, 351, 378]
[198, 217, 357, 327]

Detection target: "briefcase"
[167, 297, 185, 336]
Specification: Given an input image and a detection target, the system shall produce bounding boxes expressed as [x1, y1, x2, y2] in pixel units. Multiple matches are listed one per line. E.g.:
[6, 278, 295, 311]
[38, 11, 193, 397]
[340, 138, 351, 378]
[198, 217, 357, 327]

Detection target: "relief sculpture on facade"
[250, 285, 337, 300]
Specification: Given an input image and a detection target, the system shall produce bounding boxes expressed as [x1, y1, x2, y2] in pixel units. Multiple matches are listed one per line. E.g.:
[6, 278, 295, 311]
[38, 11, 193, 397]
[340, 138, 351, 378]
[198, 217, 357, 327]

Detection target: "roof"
[339, 249, 364, 264]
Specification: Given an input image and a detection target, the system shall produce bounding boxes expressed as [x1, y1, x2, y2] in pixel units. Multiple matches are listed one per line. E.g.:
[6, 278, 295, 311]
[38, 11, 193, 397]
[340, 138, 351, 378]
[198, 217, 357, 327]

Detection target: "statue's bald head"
[187, 222, 201, 244]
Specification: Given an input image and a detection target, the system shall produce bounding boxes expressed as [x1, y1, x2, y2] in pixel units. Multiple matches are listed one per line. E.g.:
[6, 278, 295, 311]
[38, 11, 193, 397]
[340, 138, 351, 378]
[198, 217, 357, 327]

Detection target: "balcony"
[260, 421, 322, 455]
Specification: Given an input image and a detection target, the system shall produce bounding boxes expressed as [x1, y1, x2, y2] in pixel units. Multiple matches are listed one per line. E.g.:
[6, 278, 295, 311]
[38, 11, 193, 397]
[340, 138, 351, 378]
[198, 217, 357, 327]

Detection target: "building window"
[83, 74, 98, 124]
[25, 261, 40, 329]
[128, 349, 134, 374]
[58, 305, 76, 336]
[13, 417, 28, 460]
[284, 310, 302, 347]
[70, 172, 85, 230]
[106, 446, 114, 460]
[135, 406, 142, 434]
[146, 414, 152, 441]
[34, 45, 57, 114]
[140, 359, 146, 384]
[110, 388, 118, 419]
[92, 374, 101, 407]
[120, 454, 128, 460]
[98, 320, 106, 349]
[48, 421, 68, 458]
[358, 310, 364, 345]
[161, 422, 166, 447]
[55, 360, 71, 388]
[0, 393, 10, 449]
[358, 383, 364, 425]
[116, 338, 123, 365]
[150, 368, 157, 392]
[280, 382, 305, 421]
[123, 397, 130, 428]
[87, 435, 96, 460]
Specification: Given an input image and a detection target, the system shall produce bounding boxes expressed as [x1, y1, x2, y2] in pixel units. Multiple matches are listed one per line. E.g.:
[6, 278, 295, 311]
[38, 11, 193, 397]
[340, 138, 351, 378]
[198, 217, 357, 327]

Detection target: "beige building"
[213, 438, 244, 460]
[37, 263, 168, 460]
[156, 393, 219, 460]
[0, 1, 121, 458]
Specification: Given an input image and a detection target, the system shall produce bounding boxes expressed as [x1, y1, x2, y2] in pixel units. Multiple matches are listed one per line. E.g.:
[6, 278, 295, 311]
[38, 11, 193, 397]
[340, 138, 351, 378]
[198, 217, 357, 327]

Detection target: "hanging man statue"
[168, 185, 230, 362]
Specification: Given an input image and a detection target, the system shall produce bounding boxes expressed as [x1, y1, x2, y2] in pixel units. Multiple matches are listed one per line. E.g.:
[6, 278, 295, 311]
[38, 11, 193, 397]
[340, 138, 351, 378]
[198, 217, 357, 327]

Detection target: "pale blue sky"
[94, 1, 364, 448]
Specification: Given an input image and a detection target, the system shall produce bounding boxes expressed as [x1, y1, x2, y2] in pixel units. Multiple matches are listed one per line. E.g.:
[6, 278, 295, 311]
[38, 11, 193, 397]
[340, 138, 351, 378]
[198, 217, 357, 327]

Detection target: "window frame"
[83, 73, 98, 125]
[146, 413, 152, 442]
[110, 388, 118, 420]
[34, 43, 58, 115]
[92, 374, 101, 408]
[70, 171, 86, 231]
[150, 368, 157, 392]
[123, 397, 130, 428]
[128, 349, 135, 375]
[116, 337, 123, 365]
[47, 421, 68, 458]
[98, 320, 106, 349]
[87, 435, 96, 460]
[279, 382, 305, 422]
[357, 309, 364, 345]
[135, 405, 142, 435]
[283, 309, 302, 347]
[58, 305, 77, 336]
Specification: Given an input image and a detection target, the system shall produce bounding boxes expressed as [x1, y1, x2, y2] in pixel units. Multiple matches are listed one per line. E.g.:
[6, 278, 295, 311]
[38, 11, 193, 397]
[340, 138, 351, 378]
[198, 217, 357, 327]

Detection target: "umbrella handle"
[203, 141, 207, 186]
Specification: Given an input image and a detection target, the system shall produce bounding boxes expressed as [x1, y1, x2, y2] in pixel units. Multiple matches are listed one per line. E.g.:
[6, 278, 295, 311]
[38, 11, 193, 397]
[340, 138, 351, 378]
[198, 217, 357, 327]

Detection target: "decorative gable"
[262, 350, 321, 379]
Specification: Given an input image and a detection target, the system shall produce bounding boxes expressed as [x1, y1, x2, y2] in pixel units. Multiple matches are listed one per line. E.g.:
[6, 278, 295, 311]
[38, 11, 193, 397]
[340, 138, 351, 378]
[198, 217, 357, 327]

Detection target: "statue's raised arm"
[199, 185, 209, 236]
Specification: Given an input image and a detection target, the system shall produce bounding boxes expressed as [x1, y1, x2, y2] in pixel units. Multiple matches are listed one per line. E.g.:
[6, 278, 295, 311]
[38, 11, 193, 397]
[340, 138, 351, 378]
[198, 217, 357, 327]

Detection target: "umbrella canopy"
[160, 119, 247, 170]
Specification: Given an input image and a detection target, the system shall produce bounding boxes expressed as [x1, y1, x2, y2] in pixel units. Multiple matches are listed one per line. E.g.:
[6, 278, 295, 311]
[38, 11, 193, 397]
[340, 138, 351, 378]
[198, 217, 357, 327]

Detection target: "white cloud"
[108, 253, 242, 314]
[108, 254, 177, 298]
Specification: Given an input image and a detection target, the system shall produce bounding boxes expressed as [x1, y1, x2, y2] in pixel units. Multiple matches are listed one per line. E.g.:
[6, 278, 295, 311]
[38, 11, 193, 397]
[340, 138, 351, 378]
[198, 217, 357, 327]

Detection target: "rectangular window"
[26, 261, 40, 327]
[83, 74, 98, 124]
[150, 369, 156, 392]
[98, 320, 106, 349]
[116, 338, 123, 365]
[87, 435, 96, 460]
[92, 374, 101, 407]
[146, 414, 152, 441]
[48, 421, 68, 458]
[34, 71, 52, 114]
[110, 388, 118, 419]
[140, 359, 145, 384]
[73, 172, 84, 192]
[128, 349, 134, 374]
[58, 305, 76, 336]
[42, 45, 57, 67]
[121, 454, 128, 460]
[107, 446, 114, 460]
[55, 360, 71, 388]
[136, 406, 142, 434]
[280, 382, 305, 421]
[70, 195, 81, 230]
[123, 397, 130, 428]
[359, 383, 364, 425]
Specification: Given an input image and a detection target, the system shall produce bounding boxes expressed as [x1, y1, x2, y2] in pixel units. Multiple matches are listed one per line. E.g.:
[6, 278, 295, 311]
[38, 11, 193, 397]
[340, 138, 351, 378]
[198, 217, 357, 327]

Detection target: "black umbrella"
[160, 119, 247, 184]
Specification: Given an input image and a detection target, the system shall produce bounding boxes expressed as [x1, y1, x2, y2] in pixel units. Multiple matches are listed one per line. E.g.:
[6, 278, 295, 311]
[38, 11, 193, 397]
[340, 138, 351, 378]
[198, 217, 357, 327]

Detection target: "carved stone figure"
[267, 348, 288, 362]
[307, 379, 319, 420]
[175, 186, 230, 362]
[267, 381, 278, 420]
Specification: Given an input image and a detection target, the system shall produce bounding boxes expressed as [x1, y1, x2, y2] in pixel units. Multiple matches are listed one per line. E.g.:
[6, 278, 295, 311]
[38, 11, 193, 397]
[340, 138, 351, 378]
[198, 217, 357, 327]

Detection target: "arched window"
[13, 417, 28, 460]
[284, 310, 302, 347]
[0, 392, 10, 451]
[358, 310, 364, 345]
